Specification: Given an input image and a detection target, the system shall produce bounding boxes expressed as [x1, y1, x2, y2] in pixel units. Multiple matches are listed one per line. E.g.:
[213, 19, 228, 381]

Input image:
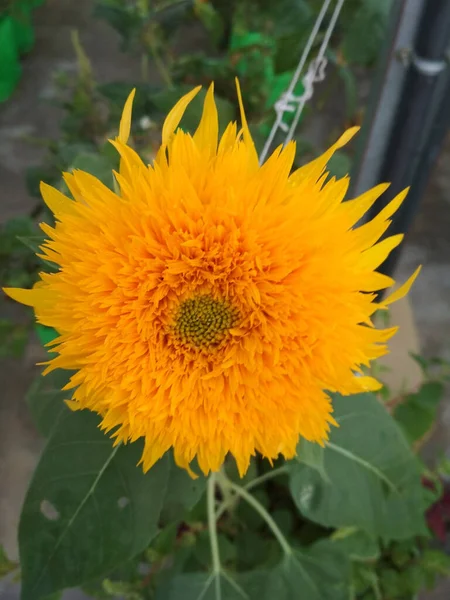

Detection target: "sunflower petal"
[383, 265, 422, 306]
[291, 126, 360, 185]
[162, 85, 202, 146]
[118, 88, 136, 144]
[235, 78, 258, 168]
[40, 182, 77, 217]
[193, 83, 219, 155]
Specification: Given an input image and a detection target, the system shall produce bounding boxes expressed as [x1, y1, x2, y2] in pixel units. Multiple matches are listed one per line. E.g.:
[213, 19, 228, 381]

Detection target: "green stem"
[215, 466, 289, 520]
[207, 474, 222, 599]
[226, 480, 292, 556]
[244, 465, 289, 491]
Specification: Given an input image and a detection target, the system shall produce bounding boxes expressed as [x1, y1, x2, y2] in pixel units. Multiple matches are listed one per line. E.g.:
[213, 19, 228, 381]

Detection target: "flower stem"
[226, 480, 292, 556]
[244, 465, 290, 491]
[207, 473, 222, 599]
[215, 465, 289, 520]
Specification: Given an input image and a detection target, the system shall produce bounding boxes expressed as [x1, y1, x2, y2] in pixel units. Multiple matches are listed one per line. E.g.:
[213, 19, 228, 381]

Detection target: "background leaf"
[393, 381, 444, 444]
[289, 393, 428, 541]
[19, 410, 170, 600]
[25, 370, 72, 438]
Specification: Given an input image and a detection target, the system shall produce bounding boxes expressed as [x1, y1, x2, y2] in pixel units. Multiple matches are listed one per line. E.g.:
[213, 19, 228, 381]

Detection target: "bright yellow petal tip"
[118, 88, 136, 144]
[6, 84, 420, 477]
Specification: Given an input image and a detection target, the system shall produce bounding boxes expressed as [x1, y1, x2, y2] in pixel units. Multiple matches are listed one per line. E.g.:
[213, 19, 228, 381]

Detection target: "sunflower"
[4, 82, 420, 476]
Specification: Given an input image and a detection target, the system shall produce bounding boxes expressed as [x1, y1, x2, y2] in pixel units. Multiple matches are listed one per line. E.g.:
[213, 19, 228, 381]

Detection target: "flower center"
[174, 295, 238, 348]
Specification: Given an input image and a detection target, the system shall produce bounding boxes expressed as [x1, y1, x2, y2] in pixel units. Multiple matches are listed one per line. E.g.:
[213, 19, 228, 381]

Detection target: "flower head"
[4, 82, 420, 476]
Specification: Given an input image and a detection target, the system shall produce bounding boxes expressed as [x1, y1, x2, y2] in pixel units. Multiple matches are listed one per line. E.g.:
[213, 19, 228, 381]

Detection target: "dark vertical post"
[352, 0, 450, 278]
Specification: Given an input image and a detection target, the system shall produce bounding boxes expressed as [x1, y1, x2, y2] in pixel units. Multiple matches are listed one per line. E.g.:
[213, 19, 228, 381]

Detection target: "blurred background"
[1, 1, 450, 598]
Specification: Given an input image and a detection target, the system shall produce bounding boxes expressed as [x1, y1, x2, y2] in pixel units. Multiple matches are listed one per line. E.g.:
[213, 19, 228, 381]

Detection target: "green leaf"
[421, 549, 450, 576]
[195, 1, 224, 46]
[0, 319, 29, 359]
[327, 150, 352, 179]
[157, 540, 350, 600]
[289, 393, 428, 541]
[394, 381, 444, 443]
[160, 454, 206, 523]
[155, 572, 240, 600]
[241, 540, 350, 600]
[35, 324, 59, 348]
[337, 65, 358, 122]
[19, 410, 171, 600]
[296, 438, 327, 481]
[264, 0, 312, 40]
[25, 370, 72, 437]
[331, 527, 380, 561]
[341, 0, 391, 66]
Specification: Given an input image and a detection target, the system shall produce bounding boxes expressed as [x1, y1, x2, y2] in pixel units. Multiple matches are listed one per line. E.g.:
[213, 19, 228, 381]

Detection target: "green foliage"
[19, 401, 207, 599]
[290, 393, 428, 542]
[9, 3, 450, 600]
[25, 369, 72, 437]
[0, 318, 28, 358]
[341, 0, 391, 67]
[394, 381, 444, 444]
[20, 373, 445, 600]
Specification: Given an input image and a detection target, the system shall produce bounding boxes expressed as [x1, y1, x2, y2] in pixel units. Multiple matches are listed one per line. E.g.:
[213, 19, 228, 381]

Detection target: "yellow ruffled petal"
[162, 85, 202, 146]
[193, 83, 218, 156]
[235, 77, 258, 169]
[118, 88, 136, 144]
[382, 265, 422, 306]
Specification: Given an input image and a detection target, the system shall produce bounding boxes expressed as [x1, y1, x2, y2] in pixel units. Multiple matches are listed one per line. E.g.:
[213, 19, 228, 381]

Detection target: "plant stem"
[244, 465, 290, 491]
[215, 465, 289, 520]
[207, 473, 222, 599]
[226, 480, 292, 556]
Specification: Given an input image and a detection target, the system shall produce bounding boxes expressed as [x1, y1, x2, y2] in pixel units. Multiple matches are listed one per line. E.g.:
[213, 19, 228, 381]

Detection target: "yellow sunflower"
[4, 82, 420, 476]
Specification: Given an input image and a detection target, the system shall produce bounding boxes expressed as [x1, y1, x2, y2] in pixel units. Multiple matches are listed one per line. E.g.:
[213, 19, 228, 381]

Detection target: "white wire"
[259, 0, 346, 163]
[284, 0, 346, 144]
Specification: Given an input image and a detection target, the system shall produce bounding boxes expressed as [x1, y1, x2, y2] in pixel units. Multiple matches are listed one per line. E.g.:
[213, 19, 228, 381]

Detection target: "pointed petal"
[383, 265, 422, 306]
[351, 188, 408, 250]
[162, 85, 202, 146]
[193, 83, 218, 155]
[291, 127, 360, 185]
[342, 183, 390, 227]
[360, 234, 404, 270]
[40, 182, 77, 217]
[3, 286, 50, 307]
[218, 121, 237, 154]
[235, 78, 258, 168]
[118, 88, 136, 144]
[356, 376, 383, 392]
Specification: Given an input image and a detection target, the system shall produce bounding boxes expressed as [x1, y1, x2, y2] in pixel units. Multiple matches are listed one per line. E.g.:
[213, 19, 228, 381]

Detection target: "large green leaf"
[331, 527, 380, 561]
[156, 540, 350, 600]
[19, 410, 170, 600]
[25, 370, 72, 437]
[160, 457, 206, 523]
[289, 393, 428, 541]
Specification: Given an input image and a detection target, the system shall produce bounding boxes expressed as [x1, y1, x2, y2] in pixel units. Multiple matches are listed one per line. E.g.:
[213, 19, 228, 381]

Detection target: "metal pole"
[351, 0, 426, 197]
[352, 0, 450, 278]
